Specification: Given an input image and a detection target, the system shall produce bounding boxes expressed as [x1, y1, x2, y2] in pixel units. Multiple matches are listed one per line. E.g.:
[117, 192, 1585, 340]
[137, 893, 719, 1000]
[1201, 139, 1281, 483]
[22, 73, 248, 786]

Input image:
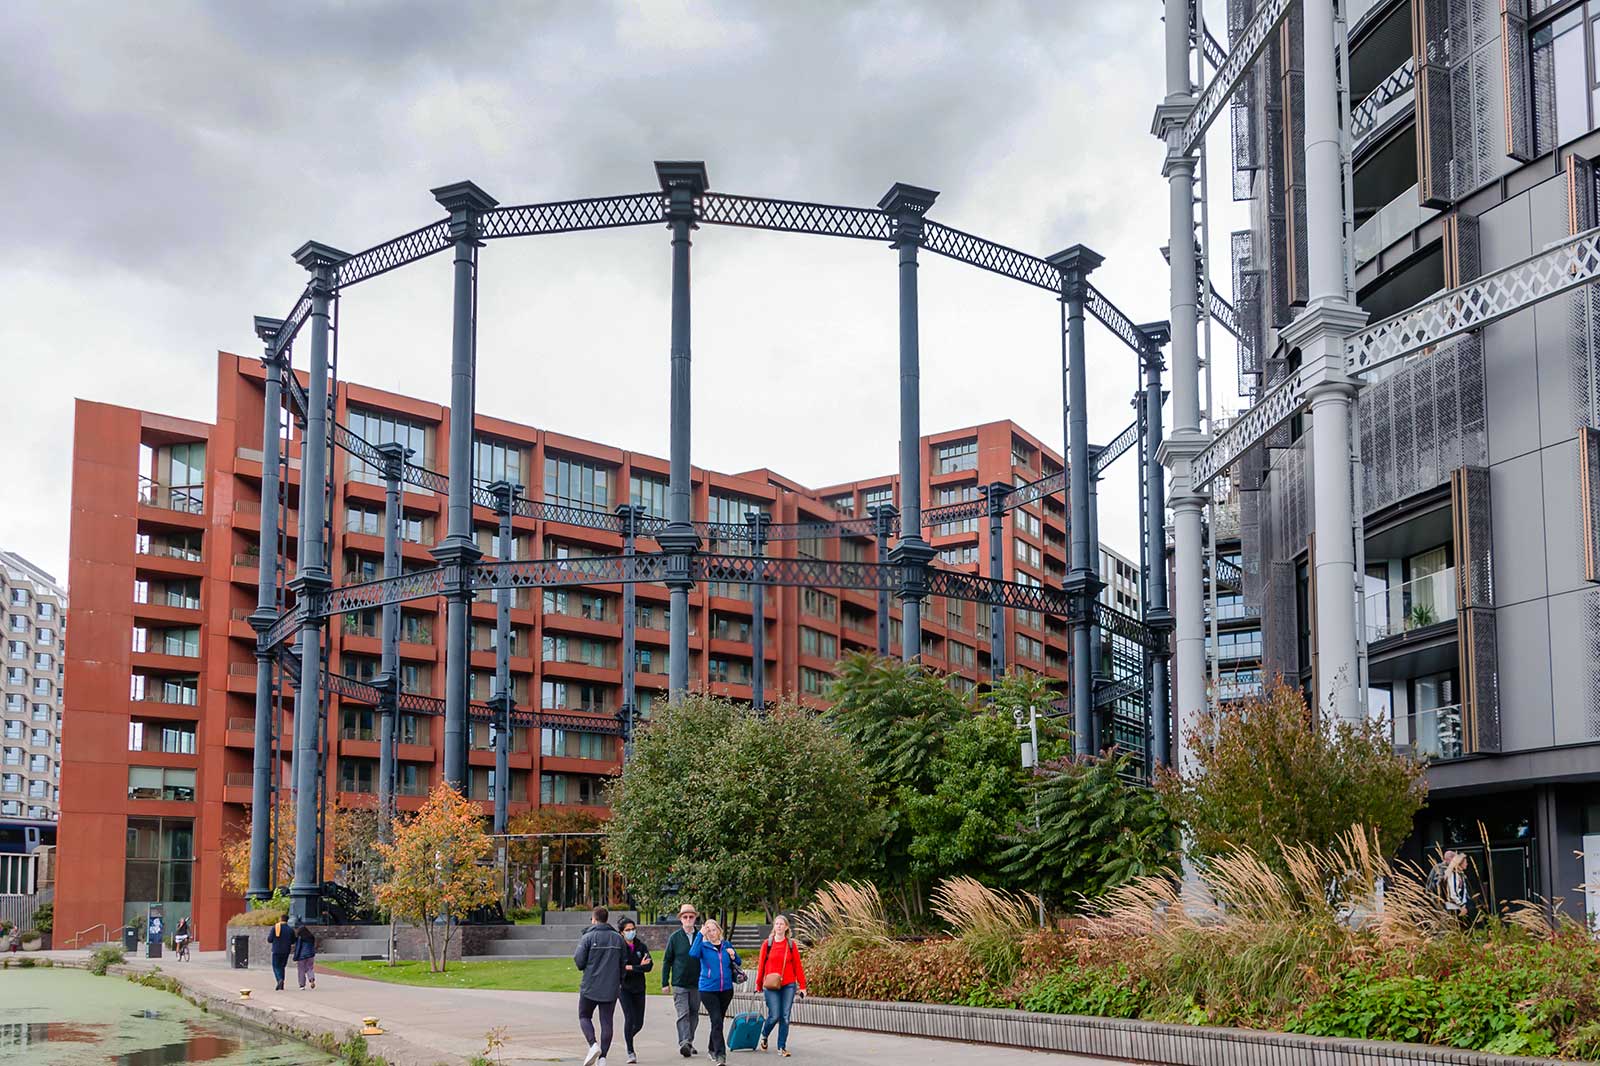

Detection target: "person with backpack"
[688, 919, 743, 1065]
[616, 918, 654, 1065]
[292, 920, 318, 989]
[660, 903, 702, 1058]
[265, 916, 294, 991]
[574, 906, 626, 1066]
[754, 915, 807, 1056]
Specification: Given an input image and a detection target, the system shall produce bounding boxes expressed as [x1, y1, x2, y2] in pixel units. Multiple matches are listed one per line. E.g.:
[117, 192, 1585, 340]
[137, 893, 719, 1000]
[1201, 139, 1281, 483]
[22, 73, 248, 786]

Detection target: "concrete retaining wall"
[728, 993, 1568, 1066]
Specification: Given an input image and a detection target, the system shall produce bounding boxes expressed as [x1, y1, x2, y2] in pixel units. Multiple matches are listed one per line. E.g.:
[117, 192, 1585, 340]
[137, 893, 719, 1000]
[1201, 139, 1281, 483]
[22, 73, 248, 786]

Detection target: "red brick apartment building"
[57, 352, 1076, 946]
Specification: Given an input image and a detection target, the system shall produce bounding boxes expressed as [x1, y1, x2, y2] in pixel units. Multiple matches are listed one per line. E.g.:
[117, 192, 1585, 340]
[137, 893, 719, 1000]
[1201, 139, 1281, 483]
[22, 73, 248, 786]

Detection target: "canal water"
[0, 967, 333, 1065]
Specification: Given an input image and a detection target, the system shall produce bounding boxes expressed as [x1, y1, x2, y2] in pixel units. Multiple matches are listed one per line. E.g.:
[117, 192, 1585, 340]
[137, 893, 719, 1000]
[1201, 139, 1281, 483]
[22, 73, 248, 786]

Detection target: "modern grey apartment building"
[1209, 0, 1600, 920]
[1, 552, 66, 821]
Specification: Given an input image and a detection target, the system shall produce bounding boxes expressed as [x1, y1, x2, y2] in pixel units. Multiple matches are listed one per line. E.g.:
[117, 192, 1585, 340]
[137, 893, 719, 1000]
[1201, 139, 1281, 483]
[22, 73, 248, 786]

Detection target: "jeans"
[619, 987, 647, 1053]
[578, 995, 616, 1058]
[761, 983, 798, 1049]
[671, 986, 701, 1046]
[271, 954, 290, 988]
[297, 956, 316, 988]
[703, 989, 734, 1058]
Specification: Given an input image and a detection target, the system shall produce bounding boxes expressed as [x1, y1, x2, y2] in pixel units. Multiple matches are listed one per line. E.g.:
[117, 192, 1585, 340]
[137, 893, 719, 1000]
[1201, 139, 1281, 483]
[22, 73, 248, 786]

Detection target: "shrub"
[808, 939, 976, 1005]
[88, 945, 125, 975]
[31, 902, 52, 934]
[1019, 964, 1150, 1018]
[15, 957, 35, 969]
[229, 907, 288, 927]
[1157, 679, 1427, 875]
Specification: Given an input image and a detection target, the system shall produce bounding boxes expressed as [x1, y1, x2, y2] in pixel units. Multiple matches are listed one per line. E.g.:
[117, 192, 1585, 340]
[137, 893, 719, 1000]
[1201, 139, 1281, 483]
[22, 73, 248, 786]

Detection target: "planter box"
[729, 993, 1570, 1066]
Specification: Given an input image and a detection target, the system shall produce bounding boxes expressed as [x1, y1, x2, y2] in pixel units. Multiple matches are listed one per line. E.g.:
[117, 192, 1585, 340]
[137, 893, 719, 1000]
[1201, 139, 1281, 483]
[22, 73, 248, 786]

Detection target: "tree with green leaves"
[1156, 677, 1428, 872]
[604, 695, 880, 921]
[999, 751, 1179, 909]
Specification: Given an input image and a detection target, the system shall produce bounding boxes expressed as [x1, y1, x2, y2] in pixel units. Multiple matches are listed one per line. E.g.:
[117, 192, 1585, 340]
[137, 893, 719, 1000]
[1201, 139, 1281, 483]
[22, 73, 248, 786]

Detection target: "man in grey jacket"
[574, 906, 626, 1066]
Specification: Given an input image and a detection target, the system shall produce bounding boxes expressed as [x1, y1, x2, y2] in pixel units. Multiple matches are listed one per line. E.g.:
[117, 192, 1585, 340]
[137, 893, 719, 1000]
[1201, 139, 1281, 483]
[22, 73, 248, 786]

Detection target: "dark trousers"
[578, 995, 616, 1058]
[703, 989, 734, 1057]
[270, 953, 290, 988]
[619, 987, 647, 1053]
[672, 986, 701, 1046]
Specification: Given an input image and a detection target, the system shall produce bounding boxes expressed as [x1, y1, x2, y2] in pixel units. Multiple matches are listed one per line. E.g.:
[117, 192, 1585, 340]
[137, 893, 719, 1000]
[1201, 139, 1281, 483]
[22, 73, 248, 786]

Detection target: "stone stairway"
[466, 910, 639, 961]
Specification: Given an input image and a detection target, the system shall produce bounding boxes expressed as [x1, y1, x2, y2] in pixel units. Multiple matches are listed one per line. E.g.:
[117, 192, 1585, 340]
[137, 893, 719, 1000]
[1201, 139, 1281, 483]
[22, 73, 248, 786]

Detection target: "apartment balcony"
[1365, 568, 1456, 645]
[137, 477, 206, 522]
[1399, 703, 1465, 762]
[133, 544, 204, 580]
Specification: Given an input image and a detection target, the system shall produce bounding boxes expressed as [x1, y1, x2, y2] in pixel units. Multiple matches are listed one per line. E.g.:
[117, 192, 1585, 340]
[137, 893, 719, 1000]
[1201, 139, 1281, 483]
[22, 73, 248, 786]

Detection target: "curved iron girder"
[480, 193, 666, 239]
[334, 220, 454, 291]
[699, 192, 892, 241]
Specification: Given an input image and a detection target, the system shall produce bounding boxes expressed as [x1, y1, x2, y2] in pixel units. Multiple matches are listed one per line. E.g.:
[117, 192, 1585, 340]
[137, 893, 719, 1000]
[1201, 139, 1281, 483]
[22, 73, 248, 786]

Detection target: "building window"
[799, 666, 832, 695]
[541, 729, 613, 760]
[544, 455, 613, 512]
[1014, 540, 1042, 568]
[1015, 633, 1044, 661]
[710, 614, 751, 643]
[1011, 438, 1035, 470]
[629, 473, 669, 518]
[707, 656, 752, 685]
[863, 486, 894, 509]
[1531, 5, 1600, 155]
[0, 774, 18, 794]
[801, 588, 837, 621]
[124, 817, 194, 926]
[541, 681, 611, 713]
[473, 435, 526, 487]
[127, 766, 196, 802]
[935, 439, 978, 474]
[540, 772, 605, 807]
[339, 758, 377, 794]
[542, 635, 613, 667]
[799, 627, 837, 660]
[935, 485, 980, 535]
[825, 494, 855, 515]
[543, 590, 609, 621]
[1016, 509, 1041, 538]
[348, 408, 429, 484]
[948, 642, 975, 669]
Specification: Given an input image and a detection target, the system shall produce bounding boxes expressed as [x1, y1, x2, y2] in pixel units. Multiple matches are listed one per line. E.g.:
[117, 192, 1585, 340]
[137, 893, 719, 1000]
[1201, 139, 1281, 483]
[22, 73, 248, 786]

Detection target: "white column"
[1284, 0, 1368, 725]
[1153, 0, 1206, 768]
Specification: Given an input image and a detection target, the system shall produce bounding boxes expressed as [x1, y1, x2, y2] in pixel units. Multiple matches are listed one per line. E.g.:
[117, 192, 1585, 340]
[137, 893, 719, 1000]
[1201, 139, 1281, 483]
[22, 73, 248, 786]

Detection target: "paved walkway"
[39, 949, 1128, 1065]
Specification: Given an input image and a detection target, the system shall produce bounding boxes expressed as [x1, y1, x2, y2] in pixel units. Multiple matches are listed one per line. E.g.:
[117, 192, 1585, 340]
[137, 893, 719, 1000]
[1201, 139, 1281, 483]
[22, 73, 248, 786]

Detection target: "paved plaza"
[37, 950, 1126, 1065]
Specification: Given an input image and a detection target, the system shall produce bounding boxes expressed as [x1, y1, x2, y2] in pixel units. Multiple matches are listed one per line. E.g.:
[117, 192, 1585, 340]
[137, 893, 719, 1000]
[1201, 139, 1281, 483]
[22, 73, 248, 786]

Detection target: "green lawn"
[322, 958, 673, 993]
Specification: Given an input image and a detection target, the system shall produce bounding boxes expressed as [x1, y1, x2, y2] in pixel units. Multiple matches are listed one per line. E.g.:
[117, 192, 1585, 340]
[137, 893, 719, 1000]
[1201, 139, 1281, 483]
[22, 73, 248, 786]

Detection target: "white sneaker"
[583, 1044, 601, 1066]
[598, 1059, 608, 1066]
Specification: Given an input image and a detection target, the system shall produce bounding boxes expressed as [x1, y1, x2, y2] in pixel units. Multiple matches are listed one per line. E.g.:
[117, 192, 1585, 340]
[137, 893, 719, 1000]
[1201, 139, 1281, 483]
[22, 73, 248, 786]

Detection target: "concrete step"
[495, 925, 581, 940]
[317, 938, 388, 956]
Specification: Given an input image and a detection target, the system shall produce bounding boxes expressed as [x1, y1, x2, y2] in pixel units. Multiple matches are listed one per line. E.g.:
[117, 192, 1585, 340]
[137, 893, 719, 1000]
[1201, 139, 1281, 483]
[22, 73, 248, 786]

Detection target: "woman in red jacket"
[755, 914, 807, 1056]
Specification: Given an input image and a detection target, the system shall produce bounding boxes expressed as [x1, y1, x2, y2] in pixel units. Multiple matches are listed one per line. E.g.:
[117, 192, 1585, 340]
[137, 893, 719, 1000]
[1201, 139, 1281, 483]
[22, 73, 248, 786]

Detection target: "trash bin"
[231, 934, 249, 970]
[123, 926, 138, 951]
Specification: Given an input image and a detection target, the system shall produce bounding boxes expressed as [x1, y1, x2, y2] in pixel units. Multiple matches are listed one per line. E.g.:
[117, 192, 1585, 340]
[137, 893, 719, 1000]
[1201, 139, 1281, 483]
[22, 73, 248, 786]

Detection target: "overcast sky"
[0, 0, 1246, 585]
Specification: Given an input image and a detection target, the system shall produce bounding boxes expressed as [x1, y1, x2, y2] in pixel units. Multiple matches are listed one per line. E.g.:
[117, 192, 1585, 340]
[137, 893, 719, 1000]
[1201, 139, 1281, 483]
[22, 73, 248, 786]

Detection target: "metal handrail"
[68, 920, 114, 948]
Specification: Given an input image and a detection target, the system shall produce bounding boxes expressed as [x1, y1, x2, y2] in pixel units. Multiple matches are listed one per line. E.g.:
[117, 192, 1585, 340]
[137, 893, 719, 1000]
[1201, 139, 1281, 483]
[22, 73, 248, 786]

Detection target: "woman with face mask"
[616, 918, 654, 1064]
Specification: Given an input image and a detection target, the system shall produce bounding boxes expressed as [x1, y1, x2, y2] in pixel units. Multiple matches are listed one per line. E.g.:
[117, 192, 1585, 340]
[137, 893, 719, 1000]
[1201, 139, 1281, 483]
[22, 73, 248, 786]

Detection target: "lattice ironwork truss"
[700, 193, 892, 240]
[334, 220, 453, 290]
[1351, 58, 1416, 141]
[480, 193, 667, 239]
[1191, 365, 1308, 490]
[1180, 0, 1294, 154]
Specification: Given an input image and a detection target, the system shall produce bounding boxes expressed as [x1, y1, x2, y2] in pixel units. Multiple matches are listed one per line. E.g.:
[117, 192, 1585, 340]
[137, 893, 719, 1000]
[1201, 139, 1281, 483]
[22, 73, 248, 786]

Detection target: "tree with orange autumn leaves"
[374, 782, 498, 972]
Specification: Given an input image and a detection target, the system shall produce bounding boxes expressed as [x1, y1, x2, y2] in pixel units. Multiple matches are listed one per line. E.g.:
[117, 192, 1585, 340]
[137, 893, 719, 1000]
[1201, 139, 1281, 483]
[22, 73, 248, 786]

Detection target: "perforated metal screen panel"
[1502, 0, 1534, 162]
[1460, 607, 1501, 753]
[1584, 591, 1600, 740]
[1451, 466, 1495, 609]
[1357, 335, 1488, 514]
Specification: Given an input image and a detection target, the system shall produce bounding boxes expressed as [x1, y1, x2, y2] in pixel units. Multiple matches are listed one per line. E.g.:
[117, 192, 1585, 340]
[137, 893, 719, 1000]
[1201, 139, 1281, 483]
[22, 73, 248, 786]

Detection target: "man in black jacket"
[659, 902, 702, 1058]
[573, 906, 626, 1066]
[265, 917, 294, 991]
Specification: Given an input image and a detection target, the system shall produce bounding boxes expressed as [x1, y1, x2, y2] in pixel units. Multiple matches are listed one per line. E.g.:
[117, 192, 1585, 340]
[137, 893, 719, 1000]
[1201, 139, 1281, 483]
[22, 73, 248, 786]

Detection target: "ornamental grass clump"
[796, 880, 894, 973]
[931, 876, 1039, 988]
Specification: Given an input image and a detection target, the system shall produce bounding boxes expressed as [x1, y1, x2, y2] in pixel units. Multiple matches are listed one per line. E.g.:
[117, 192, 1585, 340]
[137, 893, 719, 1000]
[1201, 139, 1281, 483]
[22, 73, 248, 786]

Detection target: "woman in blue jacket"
[688, 919, 742, 1065]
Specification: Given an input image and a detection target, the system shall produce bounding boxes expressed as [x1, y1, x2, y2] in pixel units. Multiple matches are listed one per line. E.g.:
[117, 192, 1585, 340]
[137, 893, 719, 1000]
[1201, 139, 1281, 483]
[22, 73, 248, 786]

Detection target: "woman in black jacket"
[616, 918, 653, 1065]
